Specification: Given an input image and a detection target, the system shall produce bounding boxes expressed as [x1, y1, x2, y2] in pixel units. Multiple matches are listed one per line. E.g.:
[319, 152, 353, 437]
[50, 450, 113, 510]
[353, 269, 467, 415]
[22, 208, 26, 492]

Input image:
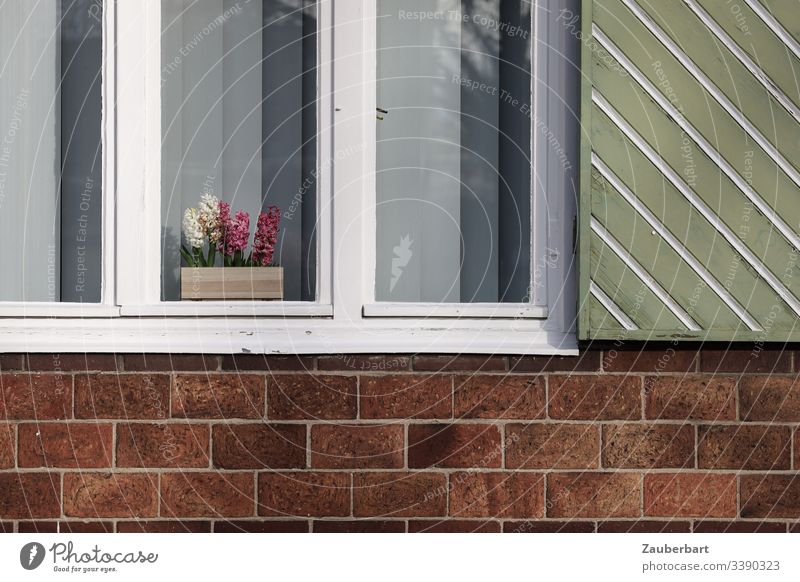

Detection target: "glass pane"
[376, 0, 532, 303]
[161, 0, 318, 302]
[0, 0, 103, 302]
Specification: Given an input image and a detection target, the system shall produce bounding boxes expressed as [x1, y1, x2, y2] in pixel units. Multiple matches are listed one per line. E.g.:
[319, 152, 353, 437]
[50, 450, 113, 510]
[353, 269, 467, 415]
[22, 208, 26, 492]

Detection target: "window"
[0, 0, 104, 304]
[2, 0, 577, 354]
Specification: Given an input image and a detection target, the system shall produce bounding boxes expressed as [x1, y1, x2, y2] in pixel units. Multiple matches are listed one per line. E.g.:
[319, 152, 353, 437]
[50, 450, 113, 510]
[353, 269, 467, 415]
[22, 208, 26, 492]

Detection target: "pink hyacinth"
[223, 210, 250, 256]
[215, 201, 232, 253]
[252, 205, 280, 266]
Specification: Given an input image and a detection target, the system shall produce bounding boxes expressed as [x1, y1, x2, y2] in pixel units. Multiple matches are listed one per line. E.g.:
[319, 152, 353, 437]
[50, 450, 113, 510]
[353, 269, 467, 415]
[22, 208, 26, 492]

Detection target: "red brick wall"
[1, 345, 798, 533]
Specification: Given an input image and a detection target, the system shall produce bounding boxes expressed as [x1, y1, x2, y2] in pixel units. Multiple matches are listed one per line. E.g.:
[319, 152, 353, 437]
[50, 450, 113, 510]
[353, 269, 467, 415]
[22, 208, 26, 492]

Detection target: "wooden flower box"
[180, 267, 283, 300]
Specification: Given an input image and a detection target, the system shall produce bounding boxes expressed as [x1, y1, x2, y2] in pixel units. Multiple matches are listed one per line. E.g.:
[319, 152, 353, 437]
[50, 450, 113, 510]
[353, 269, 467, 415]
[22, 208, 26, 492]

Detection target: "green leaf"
[180, 245, 196, 267]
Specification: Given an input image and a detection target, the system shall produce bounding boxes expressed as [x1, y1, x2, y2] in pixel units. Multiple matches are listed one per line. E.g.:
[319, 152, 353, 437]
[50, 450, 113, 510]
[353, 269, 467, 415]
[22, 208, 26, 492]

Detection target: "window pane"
[161, 0, 318, 302]
[0, 0, 103, 302]
[376, 0, 531, 303]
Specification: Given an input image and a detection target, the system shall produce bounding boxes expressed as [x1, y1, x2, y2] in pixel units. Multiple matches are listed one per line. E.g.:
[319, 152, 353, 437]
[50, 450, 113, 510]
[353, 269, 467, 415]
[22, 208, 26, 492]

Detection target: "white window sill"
[0, 316, 577, 355]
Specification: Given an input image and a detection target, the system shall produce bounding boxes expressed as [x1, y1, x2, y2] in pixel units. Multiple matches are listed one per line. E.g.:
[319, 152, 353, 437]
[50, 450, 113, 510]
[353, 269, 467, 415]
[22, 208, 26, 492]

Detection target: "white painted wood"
[0, 0, 578, 354]
[2, 316, 577, 355]
[363, 302, 548, 319]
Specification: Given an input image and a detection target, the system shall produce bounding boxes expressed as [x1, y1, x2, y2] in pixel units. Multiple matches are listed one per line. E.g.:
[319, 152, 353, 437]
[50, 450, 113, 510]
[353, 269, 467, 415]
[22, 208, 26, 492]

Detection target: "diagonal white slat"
[682, 0, 800, 124]
[589, 280, 639, 331]
[743, 0, 800, 62]
[592, 88, 800, 318]
[590, 216, 702, 331]
[592, 153, 762, 331]
[593, 23, 800, 254]
[600, 10, 800, 188]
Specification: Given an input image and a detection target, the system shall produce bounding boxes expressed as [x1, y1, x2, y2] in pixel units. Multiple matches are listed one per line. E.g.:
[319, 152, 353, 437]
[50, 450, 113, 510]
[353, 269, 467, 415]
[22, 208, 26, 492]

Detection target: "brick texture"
[75, 374, 170, 419]
[63, 473, 158, 518]
[311, 425, 403, 469]
[18, 423, 113, 468]
[454, 376, 546, 419]
[2, 347, 800, 531]
[361, 375, 451, 419]
[213, 424, 305, 469]
[117, 423, 209, 468]
[644, 473, 737, 518]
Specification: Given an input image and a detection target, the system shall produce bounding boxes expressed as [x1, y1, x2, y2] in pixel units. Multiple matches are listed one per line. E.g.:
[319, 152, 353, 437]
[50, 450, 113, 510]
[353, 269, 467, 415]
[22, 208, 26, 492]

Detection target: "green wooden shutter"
[579, 0, 800, 341]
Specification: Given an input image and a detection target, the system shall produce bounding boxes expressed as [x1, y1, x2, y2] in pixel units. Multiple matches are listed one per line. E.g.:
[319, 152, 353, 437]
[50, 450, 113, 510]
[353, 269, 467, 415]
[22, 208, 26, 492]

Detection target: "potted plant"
[180, 195, 283, 300]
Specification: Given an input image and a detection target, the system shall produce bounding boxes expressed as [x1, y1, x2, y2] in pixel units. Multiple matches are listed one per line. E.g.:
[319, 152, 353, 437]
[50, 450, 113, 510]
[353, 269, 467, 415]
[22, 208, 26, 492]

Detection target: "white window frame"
[0, 0, 577, 355]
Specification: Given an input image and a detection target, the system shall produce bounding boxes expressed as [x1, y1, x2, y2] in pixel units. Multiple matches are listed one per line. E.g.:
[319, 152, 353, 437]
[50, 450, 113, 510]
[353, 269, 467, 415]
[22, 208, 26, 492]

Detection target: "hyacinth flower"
[181, 207, 210, 267]
[222, 209, 251, 267]
[180, 194, 281, 268]
[252, 205, 281, 267]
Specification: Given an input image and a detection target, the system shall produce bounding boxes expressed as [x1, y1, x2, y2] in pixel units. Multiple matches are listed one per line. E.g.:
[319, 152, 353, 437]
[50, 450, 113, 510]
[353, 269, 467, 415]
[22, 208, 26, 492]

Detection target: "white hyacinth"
[198, 193, 221, 242]
[182, 207, 205, 249]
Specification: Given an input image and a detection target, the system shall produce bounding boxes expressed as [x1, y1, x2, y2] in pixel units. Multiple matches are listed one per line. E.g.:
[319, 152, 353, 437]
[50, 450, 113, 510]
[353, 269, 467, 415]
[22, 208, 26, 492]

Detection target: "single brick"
[454, 375, 546, 420]
[408, 519, 500, 533]
[117, 521, 212, 533]
[549, 375, 641, 420]
[503, 521, 596, 533]
[221, 355, 315, 371]
[795, 429, 799, 470]
[311, 424, 403, 469]
[644, 473, 736, 518]
[16, 522, 57, 533]
[18, 423, 112, 468]
[698, 425, 791, 470]
[597, 520, 691, 533]
[161, 472, 254, 518]
[117, 423, 210, 468]
[408, 424, 502, 469]
[0, 354, 25, 371]
[693, 521, 787, 533]
[267, 375, 356, 420]
[172, 374, 264, 419]
[699, 346, 791, 373]
[509, 351, 601, 373]
[602, 346, 697, 373]
[360, 375, 451, 419]
[740, 376, 800, 422]
[313, 520, 405, 533]
[505, 423, 599, 469]
[547, 473, 641, 518]
[354, 472, 446, 517]
[0, 373, 71, 420]
[318, 355, 411, 372]
[57, 522, 114, 533]
[75, 374, 170, 420]
[741, 475, 800, 518]
[213, 424, 305, 469]
[63, 473, 158, 518]
[215, 520, 308, 533]
[449, 472, 544, 519]
[413, 355, 507, 372]
[0, 424, 13, 468]
[0, 473, 61, 518]
[123, 354, 218, 372]
[0, 521, 14, 533]
[602, 424, 694, 469]
[258, 472, 350, 517]
[645, 376, 736, 420]
[29, 354, 118, 372]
